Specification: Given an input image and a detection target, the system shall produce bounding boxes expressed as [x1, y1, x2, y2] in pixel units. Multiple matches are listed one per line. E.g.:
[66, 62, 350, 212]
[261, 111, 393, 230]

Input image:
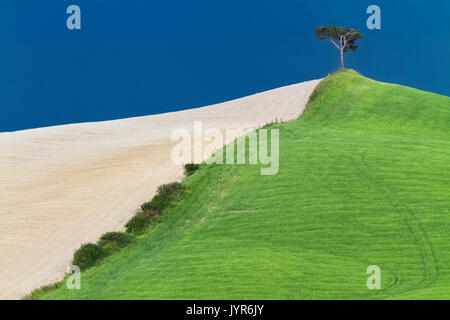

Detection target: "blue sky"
[0, 0, 449, 132]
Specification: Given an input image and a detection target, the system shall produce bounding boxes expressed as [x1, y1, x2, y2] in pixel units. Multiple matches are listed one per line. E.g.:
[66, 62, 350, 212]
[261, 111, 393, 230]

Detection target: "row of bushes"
[71, 164, 199, 271]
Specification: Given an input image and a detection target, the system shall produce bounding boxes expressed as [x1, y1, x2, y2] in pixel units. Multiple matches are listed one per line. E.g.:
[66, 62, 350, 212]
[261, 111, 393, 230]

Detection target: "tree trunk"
[339, 35, 346, 69]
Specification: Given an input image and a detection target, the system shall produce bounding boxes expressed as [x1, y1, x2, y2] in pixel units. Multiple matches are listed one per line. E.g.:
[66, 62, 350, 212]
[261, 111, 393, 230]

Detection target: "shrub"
[131, 182, 184, 234]
[125, 216, 149, 234]
[98, 232, 134, 248]
[141, 194, 167, 212]
[100, 242, 120, 256]
[72, 243, 105, 271]
[141, 182, 184, 213]
[184, 163, 199, 176]
[125, 210, 158, 234]
[141, 208, 160, 219]
[158, 182, 183, 196]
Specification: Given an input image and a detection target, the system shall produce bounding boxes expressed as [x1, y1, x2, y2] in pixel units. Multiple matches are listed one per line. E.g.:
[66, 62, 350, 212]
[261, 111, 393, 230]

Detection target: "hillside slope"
[41, 70, 450, 299]
[0, 79, 320, 300]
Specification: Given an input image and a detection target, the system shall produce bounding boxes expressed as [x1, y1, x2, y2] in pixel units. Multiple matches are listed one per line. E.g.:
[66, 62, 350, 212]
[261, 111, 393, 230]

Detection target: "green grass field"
[39, 70, 450, 299]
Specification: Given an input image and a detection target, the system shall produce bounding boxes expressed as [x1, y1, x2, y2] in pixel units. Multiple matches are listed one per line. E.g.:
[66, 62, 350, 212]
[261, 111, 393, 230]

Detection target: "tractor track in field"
[353, 156, 439, 292]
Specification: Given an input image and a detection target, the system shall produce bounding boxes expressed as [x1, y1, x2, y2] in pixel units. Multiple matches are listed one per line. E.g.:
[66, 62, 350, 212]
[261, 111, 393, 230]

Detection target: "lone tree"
[315, 25, 363, 69]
